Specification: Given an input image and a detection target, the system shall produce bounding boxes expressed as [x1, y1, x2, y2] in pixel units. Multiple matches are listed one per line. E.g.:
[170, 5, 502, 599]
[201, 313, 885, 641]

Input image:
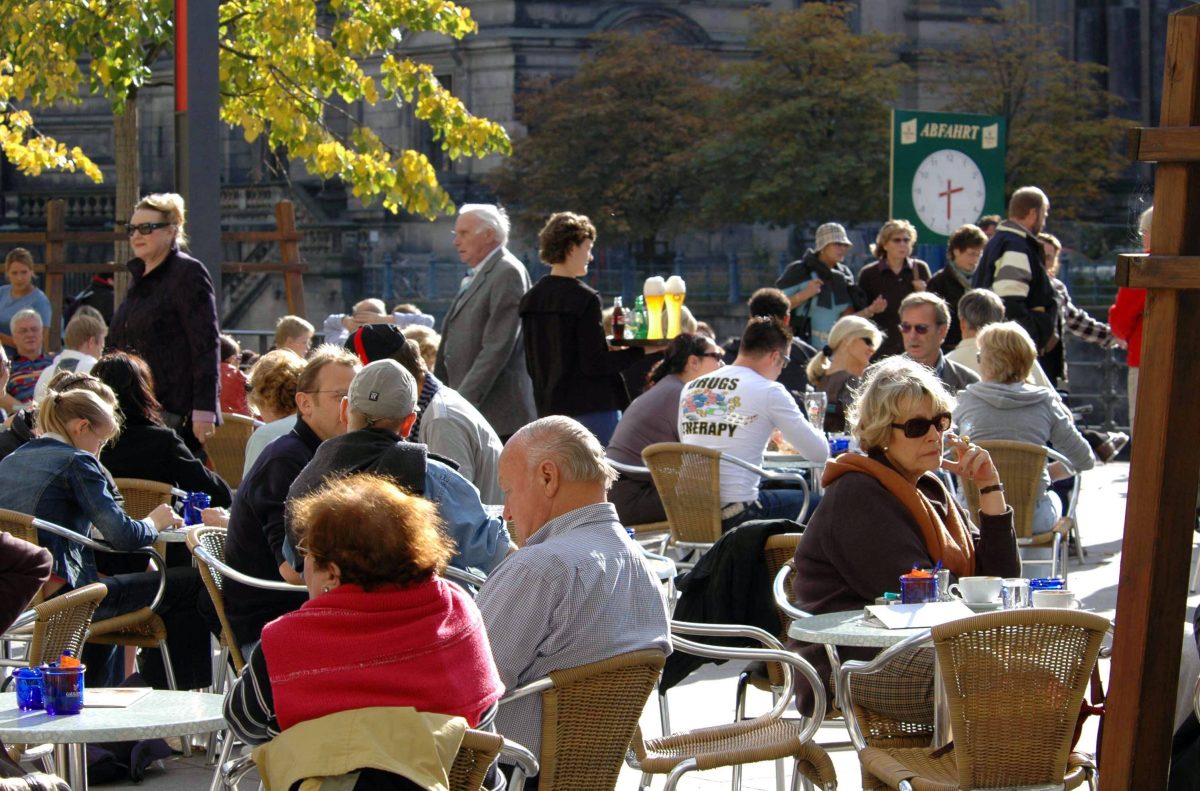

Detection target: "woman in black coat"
[108, 193, 220, 457]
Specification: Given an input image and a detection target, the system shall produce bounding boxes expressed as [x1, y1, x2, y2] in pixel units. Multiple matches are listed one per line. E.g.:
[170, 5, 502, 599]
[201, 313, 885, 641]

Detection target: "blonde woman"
[242, 349, 306, 475]
[108, 193, 221, 456]
[0, 384, 214, 689]
[857, 219, 931, 357]
[805, 315, 882, 432]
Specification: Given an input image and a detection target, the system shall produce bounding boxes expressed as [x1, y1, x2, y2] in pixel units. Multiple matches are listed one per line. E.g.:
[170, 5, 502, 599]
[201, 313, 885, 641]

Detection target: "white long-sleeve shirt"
[679, 364, 829, 503]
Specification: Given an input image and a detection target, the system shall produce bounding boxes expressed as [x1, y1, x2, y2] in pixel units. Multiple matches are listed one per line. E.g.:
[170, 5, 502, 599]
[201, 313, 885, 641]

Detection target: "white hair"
[459, 204, 510, 246]
[508, 416, 618, 489]
[10, 308, 42, 334]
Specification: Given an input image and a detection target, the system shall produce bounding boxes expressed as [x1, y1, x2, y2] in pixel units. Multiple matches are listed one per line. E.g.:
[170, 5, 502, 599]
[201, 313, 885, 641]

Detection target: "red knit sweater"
[260, 578, 503, 730]
[1109, 287, 1145, 367]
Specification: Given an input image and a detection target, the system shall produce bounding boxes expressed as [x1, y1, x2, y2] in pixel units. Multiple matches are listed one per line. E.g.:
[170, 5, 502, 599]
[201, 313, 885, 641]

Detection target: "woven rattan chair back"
[960, 440, 1046, 540]
[0, 508, 39, 547]
[186, 526, 245, 673]
[539, 649, 666, 790]
[763, 535, 802, 687]
[642, 443, 723, 548]
[209, 413, 259, 489]
[113, 478, 176, 520]
[26, 583, 107, 666]
[448, 729, 505, 791]
[932, 609, 1108, 789]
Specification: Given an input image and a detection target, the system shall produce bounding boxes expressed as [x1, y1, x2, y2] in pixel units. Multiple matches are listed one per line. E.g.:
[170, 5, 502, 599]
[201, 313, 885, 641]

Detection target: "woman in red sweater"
[1109, 206, 1152, 431]
[224, 473, 503, 747]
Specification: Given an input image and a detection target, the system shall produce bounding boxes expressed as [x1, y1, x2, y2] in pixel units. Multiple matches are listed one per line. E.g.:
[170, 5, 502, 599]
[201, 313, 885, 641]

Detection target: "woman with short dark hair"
[518, 211, 645, 444]
[225, 474, 503, 750]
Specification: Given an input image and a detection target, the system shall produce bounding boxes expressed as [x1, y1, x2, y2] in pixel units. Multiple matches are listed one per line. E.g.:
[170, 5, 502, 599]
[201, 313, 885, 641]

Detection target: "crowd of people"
[0, 187, 1146, 788]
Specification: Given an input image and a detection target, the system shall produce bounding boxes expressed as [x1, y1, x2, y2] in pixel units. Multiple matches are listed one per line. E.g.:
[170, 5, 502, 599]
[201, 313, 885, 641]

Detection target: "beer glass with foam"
[665, 276, 686, 338]
[643, 276, 666, 340]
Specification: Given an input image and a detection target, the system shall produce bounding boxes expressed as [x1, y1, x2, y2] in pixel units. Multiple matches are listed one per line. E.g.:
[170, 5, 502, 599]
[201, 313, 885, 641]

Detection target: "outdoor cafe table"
[0, 689, 226, 791]
[762, 452, 827, 495]
[787, 609, 951, 746]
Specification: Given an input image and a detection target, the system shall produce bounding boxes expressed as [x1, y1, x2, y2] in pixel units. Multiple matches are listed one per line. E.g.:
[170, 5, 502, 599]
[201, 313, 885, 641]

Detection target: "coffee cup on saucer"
[948, 576, 1003, 604]
[1032, 589, 1079, 609]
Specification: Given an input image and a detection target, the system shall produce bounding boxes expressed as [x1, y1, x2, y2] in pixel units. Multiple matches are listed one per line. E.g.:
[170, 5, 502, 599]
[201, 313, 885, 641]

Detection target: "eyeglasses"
[294, 540, 316, 561]
[890, 237, 913, 244]
[700, 352, 724, 361]
[125, 222, 173, 237]
[899, 322, 934, 335]
[891, 412, 953, 438]
[778, 352, 791, 369]
[301, 390, 349, 398]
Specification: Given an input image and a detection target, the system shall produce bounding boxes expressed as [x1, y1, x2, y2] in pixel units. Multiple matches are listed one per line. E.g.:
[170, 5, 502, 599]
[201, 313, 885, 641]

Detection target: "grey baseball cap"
[347, 359, 418, 422]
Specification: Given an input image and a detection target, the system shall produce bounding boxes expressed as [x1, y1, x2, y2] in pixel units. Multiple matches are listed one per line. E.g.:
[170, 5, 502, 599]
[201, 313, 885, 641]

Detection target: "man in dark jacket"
[723, 288, 819, 405]
[282, 359, 514, 575]
[971, 186, 1059, 353]
[775, 222, 882, 347]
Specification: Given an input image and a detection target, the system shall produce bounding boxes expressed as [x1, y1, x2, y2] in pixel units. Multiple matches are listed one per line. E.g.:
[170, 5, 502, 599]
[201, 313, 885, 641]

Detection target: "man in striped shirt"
[477, 416, 671, 767]
[972, 186, 1060, 355]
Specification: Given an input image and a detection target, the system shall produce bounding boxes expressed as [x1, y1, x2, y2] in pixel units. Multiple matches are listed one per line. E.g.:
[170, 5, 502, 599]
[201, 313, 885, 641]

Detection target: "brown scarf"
[822, 453, 976, 577]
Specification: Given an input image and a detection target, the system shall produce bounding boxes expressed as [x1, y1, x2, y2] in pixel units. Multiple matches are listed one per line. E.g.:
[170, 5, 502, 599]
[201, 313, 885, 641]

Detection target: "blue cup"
[1030, 577, 1065, 591]
[182, 492, 212, 526]
[42, 665, 85, 715]
[14, 667, 43, 711]
[900, 573, 938, 604]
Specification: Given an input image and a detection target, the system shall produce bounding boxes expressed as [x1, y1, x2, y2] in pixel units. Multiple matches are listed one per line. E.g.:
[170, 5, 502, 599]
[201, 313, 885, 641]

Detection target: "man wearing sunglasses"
[898, 292, 979, 395]
[679, 317, 829, 530]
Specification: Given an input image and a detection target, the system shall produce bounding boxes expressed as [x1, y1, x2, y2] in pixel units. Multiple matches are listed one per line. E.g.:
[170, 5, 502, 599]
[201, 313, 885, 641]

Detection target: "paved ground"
[40, 460, 1200, 790]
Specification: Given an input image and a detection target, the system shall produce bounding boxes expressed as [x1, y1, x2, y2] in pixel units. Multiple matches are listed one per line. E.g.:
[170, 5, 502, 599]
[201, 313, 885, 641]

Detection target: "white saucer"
[964, 600, 1004, 612]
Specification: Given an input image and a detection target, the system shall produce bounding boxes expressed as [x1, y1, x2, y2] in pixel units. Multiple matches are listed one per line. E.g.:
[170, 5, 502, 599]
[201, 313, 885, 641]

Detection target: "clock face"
[912, 149, 987, 237]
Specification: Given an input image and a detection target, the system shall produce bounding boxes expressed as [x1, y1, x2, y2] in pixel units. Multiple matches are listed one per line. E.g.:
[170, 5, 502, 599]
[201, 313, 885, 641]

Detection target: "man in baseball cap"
[345, 325, 504, 503]
[283, 359, 515, 574]
[775, 222, 882, 347]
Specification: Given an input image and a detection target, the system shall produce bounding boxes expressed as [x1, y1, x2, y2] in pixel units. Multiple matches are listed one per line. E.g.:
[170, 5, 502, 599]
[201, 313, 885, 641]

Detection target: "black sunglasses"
[899, 322, 934, 335]
[126, 222, 173, 237]
[891, 412, 952, 438]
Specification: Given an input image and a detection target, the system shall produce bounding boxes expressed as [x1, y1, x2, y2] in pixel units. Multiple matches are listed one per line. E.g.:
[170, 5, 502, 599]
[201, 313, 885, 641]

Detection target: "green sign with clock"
[890, 109, 1007, 244]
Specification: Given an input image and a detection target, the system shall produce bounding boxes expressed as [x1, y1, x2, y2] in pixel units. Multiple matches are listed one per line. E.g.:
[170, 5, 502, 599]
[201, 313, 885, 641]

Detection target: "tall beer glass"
[643, 277, 666, 340]
[665, 276, 686, 338]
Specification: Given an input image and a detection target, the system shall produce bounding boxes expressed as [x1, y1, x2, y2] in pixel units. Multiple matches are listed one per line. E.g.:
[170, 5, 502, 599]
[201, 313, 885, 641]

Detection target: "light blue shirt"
[0, 286, 52, 333]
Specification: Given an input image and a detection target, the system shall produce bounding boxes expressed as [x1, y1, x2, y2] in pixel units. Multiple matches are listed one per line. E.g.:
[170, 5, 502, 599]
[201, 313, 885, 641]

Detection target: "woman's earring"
[322, 585, 330, 593]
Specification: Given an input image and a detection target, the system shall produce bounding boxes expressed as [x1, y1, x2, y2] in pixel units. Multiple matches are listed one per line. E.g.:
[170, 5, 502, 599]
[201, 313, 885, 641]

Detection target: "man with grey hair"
[972, 186, 1059, 354]
[1, 308, 52, 409]
[477, 416, 671, 765]
[436, 203, 536, 440]
[948, 289, 1055, 389]
[283, 358, 514, 574]
[897, 292, 979, 394]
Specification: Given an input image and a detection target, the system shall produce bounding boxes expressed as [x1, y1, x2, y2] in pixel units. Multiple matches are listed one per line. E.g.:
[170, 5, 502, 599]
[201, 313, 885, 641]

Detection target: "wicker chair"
[113, 478, 184, 519]
[628, 622, 836, 791]
[605, 456, 673, 552]
[642, 443, 810, 566]
[1, 583, 107, 670]
[842, 609, 1108, 791]
[185, 527, 243, 675]
[957, 440, 1080, 582]
[15, 515, 180, 691]
[497, 649, 666, 790]
[208, 413, 261, 490]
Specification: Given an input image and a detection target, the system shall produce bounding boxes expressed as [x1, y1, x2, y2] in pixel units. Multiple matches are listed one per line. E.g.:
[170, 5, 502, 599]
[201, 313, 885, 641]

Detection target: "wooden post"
[274, 201, 307, 318]
[43, 201, 66, 354]
[1099, 6, 1200, 788]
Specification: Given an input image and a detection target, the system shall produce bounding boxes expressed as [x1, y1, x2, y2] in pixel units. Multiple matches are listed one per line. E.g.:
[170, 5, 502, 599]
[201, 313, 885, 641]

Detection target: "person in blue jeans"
[0, 381, 209, 689]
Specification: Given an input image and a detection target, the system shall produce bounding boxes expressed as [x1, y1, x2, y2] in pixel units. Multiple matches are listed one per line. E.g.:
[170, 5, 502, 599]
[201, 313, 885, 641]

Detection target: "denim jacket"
[0, 436, 156, 589]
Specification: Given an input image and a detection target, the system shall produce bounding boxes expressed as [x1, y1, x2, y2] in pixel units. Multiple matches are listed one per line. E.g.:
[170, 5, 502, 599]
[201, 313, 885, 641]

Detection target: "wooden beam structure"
[1099, 5, 1200, 788]
[1, 199, 308, 352]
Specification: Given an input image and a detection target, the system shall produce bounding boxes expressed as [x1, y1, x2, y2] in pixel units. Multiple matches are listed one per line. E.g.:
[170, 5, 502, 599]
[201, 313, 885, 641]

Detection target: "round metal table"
[786, 609, 925, 648]
[0, 689, 226, 791]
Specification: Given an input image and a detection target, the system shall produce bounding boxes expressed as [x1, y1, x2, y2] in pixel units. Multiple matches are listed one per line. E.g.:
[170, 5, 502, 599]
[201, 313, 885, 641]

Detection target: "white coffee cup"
[1032, 589, 1078, 609]
[949, 576, 1003, 604]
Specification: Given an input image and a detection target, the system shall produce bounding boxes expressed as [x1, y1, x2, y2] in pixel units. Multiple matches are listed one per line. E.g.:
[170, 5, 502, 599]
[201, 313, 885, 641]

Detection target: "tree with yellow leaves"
[1, 0, 508, 226]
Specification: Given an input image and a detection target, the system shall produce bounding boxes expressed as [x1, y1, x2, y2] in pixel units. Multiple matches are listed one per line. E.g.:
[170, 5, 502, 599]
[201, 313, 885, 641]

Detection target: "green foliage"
[702, 3, 909, 227]
[924, 1, 1131, 220]
[0, 0, 509, 218]
[488, 29, 719, 257]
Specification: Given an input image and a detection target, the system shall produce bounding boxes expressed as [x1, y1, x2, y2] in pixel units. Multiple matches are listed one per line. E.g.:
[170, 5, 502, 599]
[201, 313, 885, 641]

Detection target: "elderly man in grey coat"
[435, 204, 536, 440]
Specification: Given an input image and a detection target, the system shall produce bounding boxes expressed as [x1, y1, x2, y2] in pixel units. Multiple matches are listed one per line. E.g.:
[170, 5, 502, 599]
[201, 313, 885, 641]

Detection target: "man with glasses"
[680, 317, 829, 530]
[898, 292, 979, 395]
[224, 346, 360, 654]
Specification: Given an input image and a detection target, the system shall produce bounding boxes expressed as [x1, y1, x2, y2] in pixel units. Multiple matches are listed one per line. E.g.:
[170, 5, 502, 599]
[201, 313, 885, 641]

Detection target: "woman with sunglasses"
[108, 193, 220, 457]
[790, 356, 1019, 720]
[805, 315, 882, 432]
[607, 333, 726, 526]
[953, 321, 1094, 537]
[856, 219, 932, 358]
